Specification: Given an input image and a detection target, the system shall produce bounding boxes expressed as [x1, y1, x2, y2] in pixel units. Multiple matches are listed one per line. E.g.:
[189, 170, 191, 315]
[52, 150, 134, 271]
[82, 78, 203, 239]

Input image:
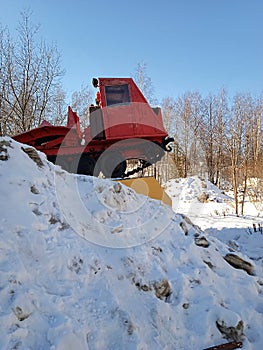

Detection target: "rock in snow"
[0, 137, 263, 350]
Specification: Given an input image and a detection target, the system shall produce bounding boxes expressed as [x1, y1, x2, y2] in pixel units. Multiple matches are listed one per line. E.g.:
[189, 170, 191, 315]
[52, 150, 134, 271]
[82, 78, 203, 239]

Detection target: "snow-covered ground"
[164, 176, 263, 261]
[1, 137, 263, 350]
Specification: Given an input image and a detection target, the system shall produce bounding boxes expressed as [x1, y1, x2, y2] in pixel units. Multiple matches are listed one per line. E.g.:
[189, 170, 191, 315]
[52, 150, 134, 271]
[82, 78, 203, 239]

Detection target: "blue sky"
[1, 0, 263, 103]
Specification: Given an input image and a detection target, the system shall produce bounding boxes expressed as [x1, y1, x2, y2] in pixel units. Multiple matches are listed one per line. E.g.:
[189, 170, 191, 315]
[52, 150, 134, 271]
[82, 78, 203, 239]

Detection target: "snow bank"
[1, 138, 263, 349]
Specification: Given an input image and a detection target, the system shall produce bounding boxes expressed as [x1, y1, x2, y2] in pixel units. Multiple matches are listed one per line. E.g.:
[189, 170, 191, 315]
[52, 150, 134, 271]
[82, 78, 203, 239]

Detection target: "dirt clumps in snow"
[0, 139, 13, 160]
[21, 146, 44, 167]
[224, 254, 255, 276]
[216, 319, 244, 342]
[195, 236, 210, 248]
[197, 191, 209, 203]
[154, 279, 172, 301]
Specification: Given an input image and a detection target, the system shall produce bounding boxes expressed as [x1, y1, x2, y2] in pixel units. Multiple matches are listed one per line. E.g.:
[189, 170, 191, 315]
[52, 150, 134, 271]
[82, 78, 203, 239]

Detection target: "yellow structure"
[117, 176, 172, 207]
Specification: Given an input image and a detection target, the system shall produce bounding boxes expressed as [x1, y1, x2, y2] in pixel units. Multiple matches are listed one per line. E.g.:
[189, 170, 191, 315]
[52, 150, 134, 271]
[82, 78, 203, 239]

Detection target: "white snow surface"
[0, 137, 263, 350]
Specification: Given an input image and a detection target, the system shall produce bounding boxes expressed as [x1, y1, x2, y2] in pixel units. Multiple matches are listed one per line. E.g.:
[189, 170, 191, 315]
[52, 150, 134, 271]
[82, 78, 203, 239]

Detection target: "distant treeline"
[160, 90, 263, 215]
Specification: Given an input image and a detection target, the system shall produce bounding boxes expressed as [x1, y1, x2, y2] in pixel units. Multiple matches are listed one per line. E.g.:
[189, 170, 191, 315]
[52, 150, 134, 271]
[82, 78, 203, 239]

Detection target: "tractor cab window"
[105, 84, 130, 106]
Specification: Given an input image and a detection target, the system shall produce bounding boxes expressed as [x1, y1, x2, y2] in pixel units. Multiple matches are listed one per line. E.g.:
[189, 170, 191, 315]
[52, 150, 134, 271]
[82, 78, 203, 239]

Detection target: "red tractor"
[13, 77, 173, 178]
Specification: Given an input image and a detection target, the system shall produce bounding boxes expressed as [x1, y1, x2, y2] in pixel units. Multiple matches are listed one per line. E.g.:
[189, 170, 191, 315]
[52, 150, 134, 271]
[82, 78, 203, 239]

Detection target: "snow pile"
[165, 176, 262, 228]
[164, 176, 232, 209]
[1, 138, 263, 349]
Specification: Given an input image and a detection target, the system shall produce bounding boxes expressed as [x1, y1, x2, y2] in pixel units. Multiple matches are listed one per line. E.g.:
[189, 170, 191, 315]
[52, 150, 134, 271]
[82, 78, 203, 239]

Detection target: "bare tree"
[223, 93, 252, 215]
[71, 83, 93, 128]
[174, 92, 202, 177]
[161, 96, 177, 135]
[0, 11, 64, 135]
[199, 90, 229, 184]
[249, 96, 263, 177]
[133, 62, 157, 105]
[199, 95, 217, 183]
[238, 95, 263, 215]
[0, 25, 11, 135]
[48, 85, 67, 126]
[213, 89, 229, 186]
